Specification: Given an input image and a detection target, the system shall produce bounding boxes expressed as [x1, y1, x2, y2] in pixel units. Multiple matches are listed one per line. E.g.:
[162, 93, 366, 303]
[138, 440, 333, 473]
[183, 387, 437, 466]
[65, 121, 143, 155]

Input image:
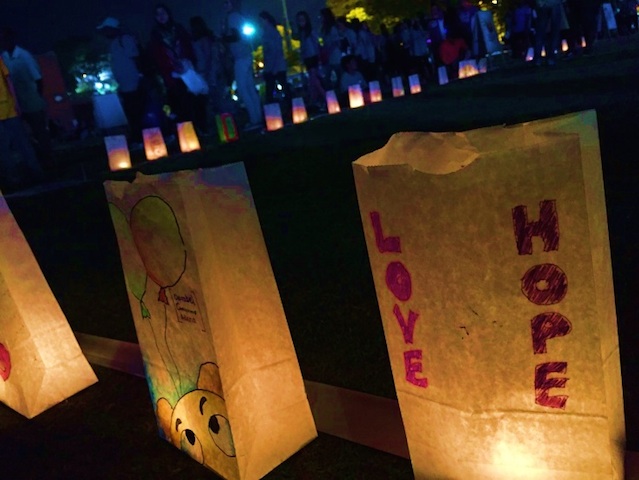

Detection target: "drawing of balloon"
[109, 203, 150, 318]
[130, 196, 187, 305]
[0, 343, 11, 381]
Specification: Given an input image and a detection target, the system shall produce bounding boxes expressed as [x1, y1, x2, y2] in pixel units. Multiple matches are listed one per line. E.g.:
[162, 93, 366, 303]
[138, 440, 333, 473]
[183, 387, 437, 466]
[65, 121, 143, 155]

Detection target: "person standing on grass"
[222, 0, 263, 130]
[96, 17, 145, 142]
[149, 3, 207, 134]
[0, 28, 53, 174]
[190, 16, 226, 122]
[293, 11, 325, 111]
[319, 8, 341, 89]
[509, 1, 534, 60]
[533, 0, 564, 65]
[0, 56, 44, 192]
[258, 11, 289, 105]
[577, 0, 604, 55]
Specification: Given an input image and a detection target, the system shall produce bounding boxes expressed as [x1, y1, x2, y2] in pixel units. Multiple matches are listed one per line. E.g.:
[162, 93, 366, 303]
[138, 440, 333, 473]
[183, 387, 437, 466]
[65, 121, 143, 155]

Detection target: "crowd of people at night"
[0, 0, 637, 192]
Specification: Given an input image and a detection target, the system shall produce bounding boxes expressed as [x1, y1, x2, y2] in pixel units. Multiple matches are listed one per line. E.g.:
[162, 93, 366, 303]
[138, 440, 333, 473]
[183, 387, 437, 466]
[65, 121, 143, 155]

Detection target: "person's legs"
[234, 57, 263, 125]
[0, 119, 20, 189]
[22, 110, 53, 172]
[120, 89, 145, 141]
[263, 72, 276, 104]
[534, 6, 551, 62]
[547, 4, 564, 62]
[307, 67, 325, 105]
[193, 93, 209, 133]
[3, 117, 44, 186]
[582, 1, 601, 53]
[166, 80, 192, 123]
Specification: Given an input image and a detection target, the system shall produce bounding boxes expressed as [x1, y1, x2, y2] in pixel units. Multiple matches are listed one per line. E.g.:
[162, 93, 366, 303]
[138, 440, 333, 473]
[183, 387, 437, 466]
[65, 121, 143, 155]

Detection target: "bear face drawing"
[157, 362, 239, 479]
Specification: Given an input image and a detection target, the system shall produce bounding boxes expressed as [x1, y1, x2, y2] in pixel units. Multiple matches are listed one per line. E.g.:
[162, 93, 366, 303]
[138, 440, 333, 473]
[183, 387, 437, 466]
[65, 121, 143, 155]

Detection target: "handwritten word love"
[370, 212, 428, 389]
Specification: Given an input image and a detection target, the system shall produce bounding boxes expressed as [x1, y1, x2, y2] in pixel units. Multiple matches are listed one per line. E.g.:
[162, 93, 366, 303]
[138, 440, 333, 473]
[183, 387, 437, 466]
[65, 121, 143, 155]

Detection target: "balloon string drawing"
[131, 195, 187, 395]
[110, 196, 188, 394]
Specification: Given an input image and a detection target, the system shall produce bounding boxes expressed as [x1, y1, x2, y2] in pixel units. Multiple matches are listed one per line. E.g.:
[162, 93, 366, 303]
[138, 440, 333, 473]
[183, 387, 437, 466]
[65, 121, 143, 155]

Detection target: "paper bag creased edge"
[354, 132, 481, 175]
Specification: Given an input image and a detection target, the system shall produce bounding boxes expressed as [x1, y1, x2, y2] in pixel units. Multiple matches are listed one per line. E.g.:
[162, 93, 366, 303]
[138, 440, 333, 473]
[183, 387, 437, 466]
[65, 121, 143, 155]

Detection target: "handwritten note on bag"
[353, 111, 625, 479]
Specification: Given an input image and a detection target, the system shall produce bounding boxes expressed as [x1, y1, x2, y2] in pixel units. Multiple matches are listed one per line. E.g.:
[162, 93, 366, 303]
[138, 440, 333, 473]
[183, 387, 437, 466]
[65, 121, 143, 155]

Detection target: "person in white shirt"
[222, 0, 263, 129]
[293, 10, 325, 110]
[338, 54, 367, 107]
[258, 11, 289, 105]
[97, 17, 144, 140]
[0, 28, 52, 172]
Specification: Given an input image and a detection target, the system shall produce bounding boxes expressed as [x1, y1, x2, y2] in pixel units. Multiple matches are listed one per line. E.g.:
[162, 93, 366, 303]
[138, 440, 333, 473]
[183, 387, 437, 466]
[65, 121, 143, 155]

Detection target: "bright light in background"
[242, 23, 256, 36]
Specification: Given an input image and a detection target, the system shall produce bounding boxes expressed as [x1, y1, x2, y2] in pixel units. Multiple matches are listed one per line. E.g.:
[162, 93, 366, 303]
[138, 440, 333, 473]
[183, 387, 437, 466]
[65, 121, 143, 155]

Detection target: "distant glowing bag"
[0, 193, 97, 419]
[104, 164, 316, 479]
[352, 110, 625, 479]
[216, 113, 239, 143]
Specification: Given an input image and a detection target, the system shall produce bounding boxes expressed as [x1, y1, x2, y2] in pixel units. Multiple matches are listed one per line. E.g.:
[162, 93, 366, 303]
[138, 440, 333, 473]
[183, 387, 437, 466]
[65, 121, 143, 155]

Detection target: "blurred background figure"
[190, 15, 226, 127]
[222, 0, 263, 130]
[149, 3, 207, 133]
[0, 27, 52, 174]
[293, 11, 325, 112]
[258, 11, 289, 105]
[338, 54, 367, 106]
[439, 25, 469, 80]
[319, 7, 341, 89]
[534, 0, 563, 65]
[509, 1, 534, 60]
[0, 56, 44, 192]
[96, 17, 144, 142]
[457, 0, 479, 54]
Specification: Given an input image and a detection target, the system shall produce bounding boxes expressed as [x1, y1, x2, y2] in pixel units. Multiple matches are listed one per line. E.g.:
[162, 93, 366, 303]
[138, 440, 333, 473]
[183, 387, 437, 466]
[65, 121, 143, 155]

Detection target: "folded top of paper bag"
[355, 111, 599, 176]
[356, 132, 480, 175]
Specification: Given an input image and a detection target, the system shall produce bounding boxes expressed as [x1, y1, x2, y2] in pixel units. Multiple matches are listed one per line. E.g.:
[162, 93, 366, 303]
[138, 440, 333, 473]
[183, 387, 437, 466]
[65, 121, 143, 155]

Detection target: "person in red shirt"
[438, 28, 469, 80]
[148, 3, 207, 133]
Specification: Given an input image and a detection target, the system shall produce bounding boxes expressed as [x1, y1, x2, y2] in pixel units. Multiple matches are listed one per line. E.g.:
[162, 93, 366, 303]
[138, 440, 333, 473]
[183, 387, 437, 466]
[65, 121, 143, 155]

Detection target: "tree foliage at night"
[327, 0, 514, 40]
[326, 0, 432, 29]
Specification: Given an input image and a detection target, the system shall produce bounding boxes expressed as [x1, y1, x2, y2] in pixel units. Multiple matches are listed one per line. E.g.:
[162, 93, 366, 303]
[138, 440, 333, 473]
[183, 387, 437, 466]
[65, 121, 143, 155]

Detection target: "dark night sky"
[1, 0, 327, 53]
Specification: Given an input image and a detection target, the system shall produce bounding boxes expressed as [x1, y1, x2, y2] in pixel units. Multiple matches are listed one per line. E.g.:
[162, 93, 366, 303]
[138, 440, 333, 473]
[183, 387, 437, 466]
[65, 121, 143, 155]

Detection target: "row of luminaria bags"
[0, 111, 625, 479]
[105, 68, 489, 171]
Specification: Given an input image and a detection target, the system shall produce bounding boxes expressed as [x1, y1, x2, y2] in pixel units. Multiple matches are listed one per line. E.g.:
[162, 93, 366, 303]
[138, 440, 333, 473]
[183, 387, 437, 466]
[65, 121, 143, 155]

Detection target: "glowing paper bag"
[438, 66, 449, 85]
[325, 90, 341, 114]
[458, 59, 479, 78]
[369, 81, 383, 103]
[348, 84, 365, 109]
[263, 103, 284, 131]
[105, 134, 132, 171]
[104, 164, 317, 479]
[142, 127, 168, 160]
[408, 74, 421, 94]
[0, 194, 97, 418]
[291, 97, 308, 124]
[177, 121, 201, 153]
[391, 76, 405, 97]
[352, 110, 625, 479]
[216, 113, 239, 143]
[93, 92, 128, 129]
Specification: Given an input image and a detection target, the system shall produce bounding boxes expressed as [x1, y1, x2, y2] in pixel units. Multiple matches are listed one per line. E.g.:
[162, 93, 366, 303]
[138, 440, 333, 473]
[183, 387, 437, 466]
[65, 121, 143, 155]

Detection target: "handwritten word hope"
[370, 212, 428, 389]
[512, 200, 571, 409]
